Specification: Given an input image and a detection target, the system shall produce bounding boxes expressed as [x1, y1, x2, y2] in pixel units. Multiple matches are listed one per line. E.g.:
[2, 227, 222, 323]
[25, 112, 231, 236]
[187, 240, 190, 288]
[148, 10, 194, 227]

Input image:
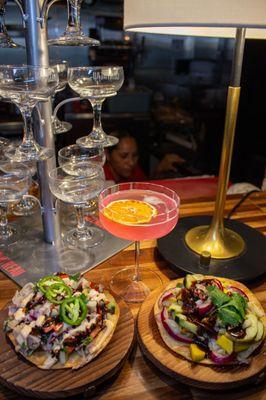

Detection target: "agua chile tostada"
[4, 273, 119, 369]
[154, 274, 266, 365]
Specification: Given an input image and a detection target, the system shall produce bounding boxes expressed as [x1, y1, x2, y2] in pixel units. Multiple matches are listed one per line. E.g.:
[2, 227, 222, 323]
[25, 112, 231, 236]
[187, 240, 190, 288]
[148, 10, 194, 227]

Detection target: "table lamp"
[124, 0, 266, 280]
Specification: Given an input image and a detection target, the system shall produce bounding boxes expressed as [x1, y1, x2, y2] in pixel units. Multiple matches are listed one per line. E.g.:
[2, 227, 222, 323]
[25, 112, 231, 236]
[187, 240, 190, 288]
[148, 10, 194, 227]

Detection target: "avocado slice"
[255, 320, 264, 342]
[175, 315, 198, 334]
[228, 313, 258, 342]
[168, 303, 183, 314]
[183, 274, 204, 289]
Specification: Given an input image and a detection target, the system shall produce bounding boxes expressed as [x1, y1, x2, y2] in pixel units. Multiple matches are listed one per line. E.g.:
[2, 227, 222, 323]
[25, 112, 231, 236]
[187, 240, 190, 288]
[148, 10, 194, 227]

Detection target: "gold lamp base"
[185, 225, 245, 259]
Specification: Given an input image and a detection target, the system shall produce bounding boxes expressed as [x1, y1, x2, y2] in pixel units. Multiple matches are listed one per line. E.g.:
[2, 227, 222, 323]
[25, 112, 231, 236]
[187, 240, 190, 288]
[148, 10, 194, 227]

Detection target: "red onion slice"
[161, 308, 193, 344]
[209, 350, 235, 364]
[196, 299, 214, 315]
[227, 286, 248, 300]
[158, 289, 174, 308]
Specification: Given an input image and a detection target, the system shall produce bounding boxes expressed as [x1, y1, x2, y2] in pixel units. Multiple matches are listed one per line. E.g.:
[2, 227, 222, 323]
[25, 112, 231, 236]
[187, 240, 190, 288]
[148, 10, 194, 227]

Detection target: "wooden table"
[0, 192, 265, 400]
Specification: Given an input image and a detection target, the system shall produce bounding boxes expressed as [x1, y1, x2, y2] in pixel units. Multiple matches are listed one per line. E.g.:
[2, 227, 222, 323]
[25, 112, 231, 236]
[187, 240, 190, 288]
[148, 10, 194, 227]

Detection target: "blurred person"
[104, 130, 185, 183]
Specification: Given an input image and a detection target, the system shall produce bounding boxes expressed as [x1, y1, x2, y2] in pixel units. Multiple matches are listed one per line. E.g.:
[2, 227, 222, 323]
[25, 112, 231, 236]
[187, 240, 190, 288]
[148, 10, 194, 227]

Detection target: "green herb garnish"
[79, 293, 88, 304]
[69, 273, 81, 282]
[82, 336, 93, 346]
[207, 286, 247, 327]
[207, 285, 229, 307]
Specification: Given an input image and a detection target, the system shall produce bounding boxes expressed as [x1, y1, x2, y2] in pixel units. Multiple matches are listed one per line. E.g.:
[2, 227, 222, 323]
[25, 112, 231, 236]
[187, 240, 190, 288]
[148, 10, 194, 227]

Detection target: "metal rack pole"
[23, 0, 60, 244]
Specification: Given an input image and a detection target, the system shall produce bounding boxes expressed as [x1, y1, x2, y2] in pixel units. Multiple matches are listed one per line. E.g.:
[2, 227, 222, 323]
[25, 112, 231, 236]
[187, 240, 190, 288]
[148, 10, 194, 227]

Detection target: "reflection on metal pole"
[23, 0, 60, 245]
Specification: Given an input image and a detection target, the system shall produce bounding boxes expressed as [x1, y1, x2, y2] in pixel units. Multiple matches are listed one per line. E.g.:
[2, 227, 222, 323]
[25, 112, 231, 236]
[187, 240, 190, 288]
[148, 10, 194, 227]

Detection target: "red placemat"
[149, 176, 230, 200]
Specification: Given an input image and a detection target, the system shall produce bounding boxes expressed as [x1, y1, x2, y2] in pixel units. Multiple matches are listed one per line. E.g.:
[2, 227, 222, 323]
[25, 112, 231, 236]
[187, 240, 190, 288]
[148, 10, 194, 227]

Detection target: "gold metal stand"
[185, 86, 245, 259]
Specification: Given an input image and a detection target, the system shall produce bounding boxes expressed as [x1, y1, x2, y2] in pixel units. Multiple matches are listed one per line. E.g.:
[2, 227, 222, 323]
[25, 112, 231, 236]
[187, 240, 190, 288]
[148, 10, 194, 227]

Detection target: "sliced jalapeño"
[60, 296, 87, 326]
[46, 283, 73, 304]
[37, 275, 64, 294]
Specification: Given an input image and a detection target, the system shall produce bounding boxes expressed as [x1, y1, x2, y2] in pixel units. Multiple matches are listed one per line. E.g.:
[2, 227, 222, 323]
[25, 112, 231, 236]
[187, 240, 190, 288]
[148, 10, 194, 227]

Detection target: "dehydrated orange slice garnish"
[103, 199, 157, 225]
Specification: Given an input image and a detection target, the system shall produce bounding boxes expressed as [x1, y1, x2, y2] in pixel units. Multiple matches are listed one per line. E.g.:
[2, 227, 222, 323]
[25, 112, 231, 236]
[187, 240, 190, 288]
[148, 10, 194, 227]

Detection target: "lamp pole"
[185, 28, 246, 259]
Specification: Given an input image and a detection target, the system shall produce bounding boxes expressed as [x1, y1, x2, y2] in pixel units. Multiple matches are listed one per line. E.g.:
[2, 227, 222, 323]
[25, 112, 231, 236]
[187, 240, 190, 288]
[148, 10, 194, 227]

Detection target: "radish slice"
[196, 299, 214, 315]
[158, 289, 174, 308]
[209, 350, 235, 364]
[227, 286, 248, 300]
[161, 308, 193, 344]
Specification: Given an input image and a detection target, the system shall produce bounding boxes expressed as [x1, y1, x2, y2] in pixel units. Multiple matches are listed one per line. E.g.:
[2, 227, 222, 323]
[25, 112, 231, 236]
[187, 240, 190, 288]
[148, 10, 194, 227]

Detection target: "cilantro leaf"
[218, 306, 242, 326]
[207, 286, 247, 327]
[70, 273, 81, 282]
[226, 293, 247, 319]
[207, 285, 230, 307]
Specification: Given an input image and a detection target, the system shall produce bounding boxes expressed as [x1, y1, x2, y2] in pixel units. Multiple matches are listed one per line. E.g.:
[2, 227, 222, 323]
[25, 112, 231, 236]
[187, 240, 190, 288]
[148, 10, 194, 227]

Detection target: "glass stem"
[74, 205, 91, 236]
[20, 107, 35, 146]
[0, 204, 11, 239]
[134, 241, 141, 282]
[90, 98, 104, 140]
[66, 0, 82, 34]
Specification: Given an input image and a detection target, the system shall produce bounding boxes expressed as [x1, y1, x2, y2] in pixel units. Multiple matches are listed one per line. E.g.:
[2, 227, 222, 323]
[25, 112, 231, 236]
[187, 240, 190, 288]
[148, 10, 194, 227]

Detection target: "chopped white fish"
[12, 283, 35, 307]
[42, 354, 57, 369]
[36, 315, 45, 327]
[14, 308, 26, 322]
[61, 317, 97, 343]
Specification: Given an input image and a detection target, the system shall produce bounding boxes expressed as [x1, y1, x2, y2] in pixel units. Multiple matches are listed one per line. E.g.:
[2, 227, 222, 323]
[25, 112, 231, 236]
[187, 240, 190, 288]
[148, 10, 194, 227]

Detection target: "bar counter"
[0, 191, 265, 399]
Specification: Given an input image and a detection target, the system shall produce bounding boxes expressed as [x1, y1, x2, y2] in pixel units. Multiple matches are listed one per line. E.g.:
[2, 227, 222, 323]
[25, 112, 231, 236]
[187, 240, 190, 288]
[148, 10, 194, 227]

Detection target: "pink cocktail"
[99, 182, 180, 303]
[100, 189, 178, 241]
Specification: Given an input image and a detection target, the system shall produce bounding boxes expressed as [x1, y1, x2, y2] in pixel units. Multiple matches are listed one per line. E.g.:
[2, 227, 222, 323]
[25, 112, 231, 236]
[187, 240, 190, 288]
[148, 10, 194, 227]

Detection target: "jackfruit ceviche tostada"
[154, 274, 266, 365]
[4, 273, 119, 370]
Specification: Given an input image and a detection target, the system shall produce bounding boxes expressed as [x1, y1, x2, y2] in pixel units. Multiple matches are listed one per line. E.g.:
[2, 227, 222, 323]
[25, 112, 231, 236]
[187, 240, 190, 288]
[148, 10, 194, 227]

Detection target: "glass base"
[5, 142, 54, 162]
[64, 226, 104, 249]
[0, 223, 20, 247]
[76, 134, 119, 149]
[53, 119, 72, 135]
[48, 34, 100, 47]
[110, 267, 163, 303]
[33, 247, 91, 274]
[12, 197, 39, 216]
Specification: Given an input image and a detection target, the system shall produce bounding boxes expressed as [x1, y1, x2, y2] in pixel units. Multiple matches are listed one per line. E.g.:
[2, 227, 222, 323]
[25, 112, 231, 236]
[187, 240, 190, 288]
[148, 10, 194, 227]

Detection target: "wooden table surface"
[0, 191, 265, 400]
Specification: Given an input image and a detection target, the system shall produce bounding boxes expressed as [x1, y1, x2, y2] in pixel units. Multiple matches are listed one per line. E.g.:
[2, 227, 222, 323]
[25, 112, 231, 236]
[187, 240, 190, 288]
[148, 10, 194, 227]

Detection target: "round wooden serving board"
[137, 286, 266, 390]
[0, 298, 135, 399]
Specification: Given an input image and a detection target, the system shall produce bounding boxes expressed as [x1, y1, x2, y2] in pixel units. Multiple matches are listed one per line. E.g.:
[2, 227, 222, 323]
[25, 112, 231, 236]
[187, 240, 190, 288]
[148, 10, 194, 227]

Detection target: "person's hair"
[107, 130, 135, 154]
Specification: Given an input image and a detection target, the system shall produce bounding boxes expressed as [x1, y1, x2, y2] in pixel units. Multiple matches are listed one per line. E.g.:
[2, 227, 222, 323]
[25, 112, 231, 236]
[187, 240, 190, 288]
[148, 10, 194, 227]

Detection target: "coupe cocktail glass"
[68, 66, 124, 147]
[48, 0, 100, 47]
[58, 144, 106, 246]
[49, 162, 105, 249]
[58, 144, 106, 171]
[51, 61, 73, 135]
[0, 65, 58, 162]
[0, 161, 32, 246]
[99, 182, 180, 303]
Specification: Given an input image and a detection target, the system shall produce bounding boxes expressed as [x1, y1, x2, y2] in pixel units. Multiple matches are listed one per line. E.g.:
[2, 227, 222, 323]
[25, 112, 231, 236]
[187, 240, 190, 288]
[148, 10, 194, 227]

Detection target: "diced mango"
[190, 344, 206, 362]
[216, 335, 233, 355]
[234, 342, 251, 352]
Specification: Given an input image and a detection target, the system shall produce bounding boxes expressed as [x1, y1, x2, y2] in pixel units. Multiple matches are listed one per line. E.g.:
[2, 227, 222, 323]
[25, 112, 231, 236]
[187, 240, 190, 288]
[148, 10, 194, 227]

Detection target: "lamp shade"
[124, 0, 266, 38]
